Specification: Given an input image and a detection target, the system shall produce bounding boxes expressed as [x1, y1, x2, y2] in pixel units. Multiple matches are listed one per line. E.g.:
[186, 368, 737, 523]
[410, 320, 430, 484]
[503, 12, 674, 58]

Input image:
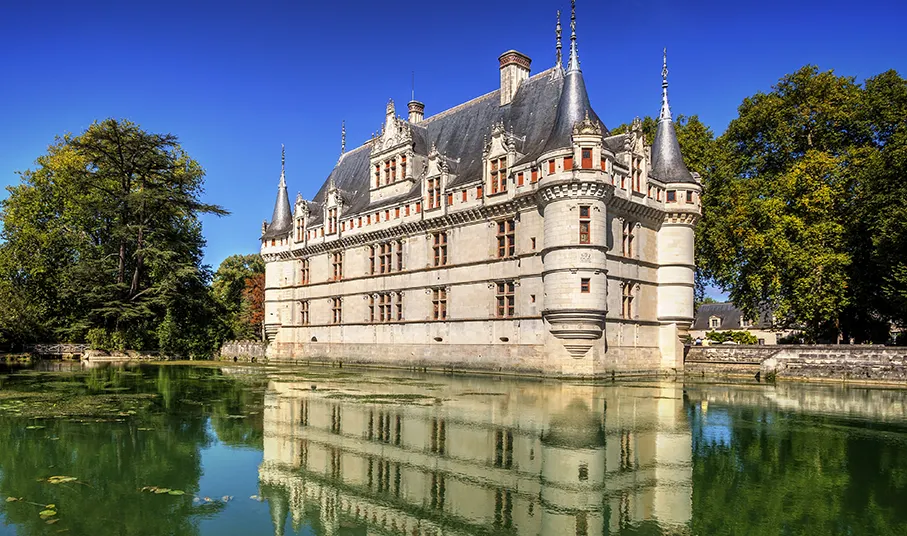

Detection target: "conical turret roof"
[543, 0, 607, 153]
[650, 50, 695, 184]
[263, 146, 293, 239]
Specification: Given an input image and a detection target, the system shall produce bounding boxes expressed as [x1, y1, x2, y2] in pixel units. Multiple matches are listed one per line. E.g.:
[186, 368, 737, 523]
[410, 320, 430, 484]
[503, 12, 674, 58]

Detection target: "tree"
[211, 254, 265, 340]
[243, 273, 266, 340]
[0, 119, 227, 355]
[698, 66, 907, 342]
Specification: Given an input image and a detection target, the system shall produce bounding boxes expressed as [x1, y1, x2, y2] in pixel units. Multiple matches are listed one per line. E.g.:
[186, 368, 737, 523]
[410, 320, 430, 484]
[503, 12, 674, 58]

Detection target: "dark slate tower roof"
[650, 50, 695, 184]
[543, 0, 606, 153]
[263, 145, 293, 239]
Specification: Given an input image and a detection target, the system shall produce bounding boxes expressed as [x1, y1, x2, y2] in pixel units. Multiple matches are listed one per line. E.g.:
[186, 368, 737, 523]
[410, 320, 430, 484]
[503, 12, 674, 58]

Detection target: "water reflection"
[258, 377, 693, 536]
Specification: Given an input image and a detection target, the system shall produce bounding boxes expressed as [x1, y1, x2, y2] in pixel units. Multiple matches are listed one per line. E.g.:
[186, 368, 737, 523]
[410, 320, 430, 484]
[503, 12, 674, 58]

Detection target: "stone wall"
[686, 345, 907, 383]
[219, 340, 268, 362]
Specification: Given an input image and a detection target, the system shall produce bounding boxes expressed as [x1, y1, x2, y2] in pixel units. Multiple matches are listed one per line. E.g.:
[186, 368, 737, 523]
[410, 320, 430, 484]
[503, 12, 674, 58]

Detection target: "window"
[517, 172, 524, 186]
[477, 185, 483, 199]
[686, 190, 695, 204]
[462, 190, 467, 202]
[401, 155, 407, 178]
[300, 259, 310, 285]
[331, 251, 343, 280]
[621, 221, 635, 258]
[300, 300, 309, 325]
[667, 190, 676, 202]
[579, 205, 590, 244]
[416, 201, 421, 213]
[741, 317, 753, 328]
[391, 158, 397, 182]
[530, 237, 536, 250]
[548, 159, 555, 174]
[601, 157, 607, 171]
[564, 155, 574, 170]
[432, 287, 447, 320]
[331, 297, 342, 324]
[632, 156, 642, 192]
[581, 278, 590, 293]
[447, 192, 453, 206]
[370, 292, 400, 322]
[496, 281, 515, 318]
[295, 218, 304, 242]
[621, 284, 634, 319]
[581, 148, 592, 169]
[709, 316, 721, 329]
[497, 219, 516, 258]
[489, 157, 507, 194]
[427, 178, 441, 209]
[374, 164, 381, 187]
[432, 232, 448, 266]
[371, 241, 400, 274]
[405, 205, 410, 216]
[531, 166, 538, 183]
[395, 207, 400, 219]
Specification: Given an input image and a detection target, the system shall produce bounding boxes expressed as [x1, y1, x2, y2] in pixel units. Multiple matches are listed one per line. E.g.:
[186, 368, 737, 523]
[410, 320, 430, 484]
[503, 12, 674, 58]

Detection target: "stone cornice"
[263, 197, 539, 262]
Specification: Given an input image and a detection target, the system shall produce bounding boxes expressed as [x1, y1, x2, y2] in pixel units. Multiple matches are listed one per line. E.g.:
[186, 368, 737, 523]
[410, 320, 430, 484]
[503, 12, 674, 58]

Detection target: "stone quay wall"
[219, 340, 268, 362]
[686, 345, 907, 383]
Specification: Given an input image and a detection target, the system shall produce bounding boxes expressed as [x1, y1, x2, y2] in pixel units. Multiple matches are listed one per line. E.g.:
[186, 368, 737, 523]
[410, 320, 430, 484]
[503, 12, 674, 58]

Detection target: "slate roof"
[302, 65, 598, 225]
[263, 175, 292, 239]
[692, 303, 775, 331]
[650, 115, 695, 184]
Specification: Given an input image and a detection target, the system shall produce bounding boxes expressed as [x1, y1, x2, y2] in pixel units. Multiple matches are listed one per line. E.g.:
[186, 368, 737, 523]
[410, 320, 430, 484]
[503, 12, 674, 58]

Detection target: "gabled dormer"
[571, 111, 605, 173]
[483, 120, 524, 197]
[293, 193, 309, 244]
[323, 180, 344, 236]
[622, 117, 647, 194]
[424, 143, 456, 212]
[369, 99, 423, 204]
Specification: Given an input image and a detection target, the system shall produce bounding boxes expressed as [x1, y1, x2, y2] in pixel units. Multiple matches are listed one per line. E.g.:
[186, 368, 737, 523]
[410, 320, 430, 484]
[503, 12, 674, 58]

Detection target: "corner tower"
[652, 50, 701, 369]
[538, 1, 613, 370]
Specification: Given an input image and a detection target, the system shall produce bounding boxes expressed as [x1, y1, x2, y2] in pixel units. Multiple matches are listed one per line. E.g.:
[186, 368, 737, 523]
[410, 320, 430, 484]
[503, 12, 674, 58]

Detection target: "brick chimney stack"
[408, 100, 424, 123]
[499, 50, 531, 106]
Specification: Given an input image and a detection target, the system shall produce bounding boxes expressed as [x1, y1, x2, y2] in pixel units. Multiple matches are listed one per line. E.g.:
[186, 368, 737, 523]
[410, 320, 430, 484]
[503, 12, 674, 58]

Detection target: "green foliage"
[0, 119, 227, 356]
[696, 66, 907, 342]
[211, 254, 265, 341]
[705, 330, 759, 345]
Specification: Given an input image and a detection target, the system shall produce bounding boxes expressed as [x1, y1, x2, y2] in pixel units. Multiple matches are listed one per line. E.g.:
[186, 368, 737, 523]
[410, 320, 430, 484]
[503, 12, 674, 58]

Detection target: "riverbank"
[686, 344, 907, 385]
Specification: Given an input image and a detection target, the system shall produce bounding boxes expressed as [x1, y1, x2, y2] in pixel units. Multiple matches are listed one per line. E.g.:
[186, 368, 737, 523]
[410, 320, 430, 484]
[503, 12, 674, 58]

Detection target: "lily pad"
[46, 476, 77, 485]
[39, 509, 57, 518]
[25, 425, 45, 430]
[168, 490, 185, 496]
[5, 497, 18, 502]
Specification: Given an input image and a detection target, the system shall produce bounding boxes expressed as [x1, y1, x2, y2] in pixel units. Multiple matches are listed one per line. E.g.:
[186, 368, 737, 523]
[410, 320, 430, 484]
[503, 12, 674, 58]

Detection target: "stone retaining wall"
[219, 340, 268, 362]
[686, 345, 907, 383]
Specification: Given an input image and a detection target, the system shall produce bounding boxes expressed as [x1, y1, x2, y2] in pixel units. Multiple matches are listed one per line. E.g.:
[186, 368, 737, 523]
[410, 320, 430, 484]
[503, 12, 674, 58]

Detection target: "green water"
[0, 363, 906, 535]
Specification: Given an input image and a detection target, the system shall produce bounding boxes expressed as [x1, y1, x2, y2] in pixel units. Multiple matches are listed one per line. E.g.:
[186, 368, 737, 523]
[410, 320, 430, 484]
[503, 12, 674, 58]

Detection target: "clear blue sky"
[1, 0, 904, 289]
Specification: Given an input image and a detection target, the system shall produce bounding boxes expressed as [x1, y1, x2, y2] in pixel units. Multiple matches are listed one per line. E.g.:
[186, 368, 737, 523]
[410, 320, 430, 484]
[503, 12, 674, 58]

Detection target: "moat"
[0, 362, 906, 535]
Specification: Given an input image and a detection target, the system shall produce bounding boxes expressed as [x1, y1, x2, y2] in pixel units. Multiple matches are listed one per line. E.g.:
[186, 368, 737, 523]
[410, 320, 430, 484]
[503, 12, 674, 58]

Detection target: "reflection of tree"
[0, 365, 264, 536]
[690, 405, 907, 535]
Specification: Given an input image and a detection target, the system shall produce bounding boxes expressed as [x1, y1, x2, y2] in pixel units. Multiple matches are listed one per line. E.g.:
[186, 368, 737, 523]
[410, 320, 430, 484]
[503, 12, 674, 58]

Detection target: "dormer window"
[581, 148, 592, 169]
[489, 157, 507, 194]
[427, 177, 441, 209]
[327, 208, 338, 234]
[632, 156, 643, 192]
[401, 155, 407, 178]
[667, 190, 676, 202]
[709, 316, 721, 329]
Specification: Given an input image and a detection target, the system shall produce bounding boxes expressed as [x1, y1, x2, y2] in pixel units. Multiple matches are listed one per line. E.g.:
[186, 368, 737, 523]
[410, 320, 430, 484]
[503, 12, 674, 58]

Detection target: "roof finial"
[340, 120, 346, 155]
[279, 144, 286, 187]
[555, 10, 562, 67]
[660, 47, 672, 121]
[567, 0, 580, 72]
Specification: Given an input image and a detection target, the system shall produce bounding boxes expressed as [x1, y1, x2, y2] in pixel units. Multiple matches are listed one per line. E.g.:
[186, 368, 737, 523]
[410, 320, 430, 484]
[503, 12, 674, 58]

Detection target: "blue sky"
[1, 0, 904, 296]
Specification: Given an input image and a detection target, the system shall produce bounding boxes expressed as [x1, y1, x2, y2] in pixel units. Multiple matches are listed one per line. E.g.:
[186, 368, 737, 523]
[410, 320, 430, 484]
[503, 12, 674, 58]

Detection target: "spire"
[660, 48, 671, 121]
[264, 144, 293, 239]
[651, 49, 694, 183]
[567, 0, 580, 72]
[340, 121, 346, 155]
[279, 144, 286, 187]
[555, 10, 562, 67]
[543, 0, 606, 152]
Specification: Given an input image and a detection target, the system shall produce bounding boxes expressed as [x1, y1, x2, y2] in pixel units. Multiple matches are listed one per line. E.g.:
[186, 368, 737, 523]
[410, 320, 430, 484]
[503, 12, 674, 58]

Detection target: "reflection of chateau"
[258, 377, 692, 535]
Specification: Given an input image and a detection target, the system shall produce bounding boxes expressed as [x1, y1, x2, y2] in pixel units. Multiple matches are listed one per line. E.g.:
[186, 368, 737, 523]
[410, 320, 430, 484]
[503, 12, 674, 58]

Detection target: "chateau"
[260, 3, 701, 376]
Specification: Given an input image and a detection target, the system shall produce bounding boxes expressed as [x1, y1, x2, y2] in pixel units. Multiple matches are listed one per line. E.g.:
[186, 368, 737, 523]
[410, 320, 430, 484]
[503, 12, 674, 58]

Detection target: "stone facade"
[259, 9, 701, 377]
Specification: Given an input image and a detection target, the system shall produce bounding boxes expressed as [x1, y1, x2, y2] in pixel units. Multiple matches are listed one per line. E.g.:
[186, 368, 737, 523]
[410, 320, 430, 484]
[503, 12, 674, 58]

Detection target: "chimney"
[499, 50, 531, 106]
[408, 100, 424, 123]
